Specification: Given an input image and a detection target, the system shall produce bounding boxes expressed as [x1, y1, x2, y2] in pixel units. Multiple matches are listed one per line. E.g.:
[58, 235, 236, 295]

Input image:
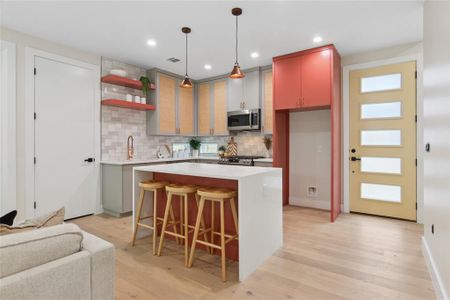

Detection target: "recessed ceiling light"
[250, 52, 259, 58]
[313, 36, 323, 43]
[147, 39, 157, 47]
[204, 64, 212, 70]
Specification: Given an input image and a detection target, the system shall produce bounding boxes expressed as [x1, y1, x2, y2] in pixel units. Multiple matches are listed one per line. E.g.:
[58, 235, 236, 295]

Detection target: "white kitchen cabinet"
[242, 69, 260, 110]
[227, 77, 243, 111]
[227, 68, 261, 111]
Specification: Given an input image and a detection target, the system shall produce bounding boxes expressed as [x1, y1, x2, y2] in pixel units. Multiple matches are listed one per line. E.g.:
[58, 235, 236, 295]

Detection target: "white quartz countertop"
[254, 158, 273, 163]
[133, 162, 279, 180]
[101, 156, 272, 166]
[100, 156, 219, 166]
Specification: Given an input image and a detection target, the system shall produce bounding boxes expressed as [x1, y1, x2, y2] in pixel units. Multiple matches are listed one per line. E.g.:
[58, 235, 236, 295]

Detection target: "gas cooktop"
[218, 155, 264, 166]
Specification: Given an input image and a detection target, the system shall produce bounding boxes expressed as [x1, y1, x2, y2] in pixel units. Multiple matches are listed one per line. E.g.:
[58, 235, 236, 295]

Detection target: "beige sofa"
[0, 223, 115, 300]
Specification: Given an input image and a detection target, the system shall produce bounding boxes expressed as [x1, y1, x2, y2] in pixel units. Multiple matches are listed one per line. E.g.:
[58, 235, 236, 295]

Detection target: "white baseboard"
[422, 236, 448, 300]
[289, 196, 330, 210]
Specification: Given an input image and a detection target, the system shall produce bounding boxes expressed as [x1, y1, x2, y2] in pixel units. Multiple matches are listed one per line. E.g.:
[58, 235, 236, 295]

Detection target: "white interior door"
[1, 41, 16, 216]
[34, 56, 96, 219]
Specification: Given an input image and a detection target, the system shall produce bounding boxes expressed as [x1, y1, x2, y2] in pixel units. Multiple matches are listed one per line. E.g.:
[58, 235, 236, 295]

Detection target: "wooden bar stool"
[157, 184, 210, 266]
[132, 180, 172, 255]
[188, 187, 238, 282]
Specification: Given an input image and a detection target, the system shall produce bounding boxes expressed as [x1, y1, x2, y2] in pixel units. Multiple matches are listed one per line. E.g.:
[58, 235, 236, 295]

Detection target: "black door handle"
[84, 158, 95, 163]
[350, 156, 361, 161]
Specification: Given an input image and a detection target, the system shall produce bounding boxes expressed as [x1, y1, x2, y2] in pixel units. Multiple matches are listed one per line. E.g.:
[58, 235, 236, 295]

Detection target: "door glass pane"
[361, 102, 402, 119]
[361, 157, 401, 174]
[361, 183, 401, 202]
[361, 130, 401, 146]
[361, 73, 401, 93]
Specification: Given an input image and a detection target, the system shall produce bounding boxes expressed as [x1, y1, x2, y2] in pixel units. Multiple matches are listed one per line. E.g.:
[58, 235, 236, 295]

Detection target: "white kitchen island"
[132, 162, 282, 281]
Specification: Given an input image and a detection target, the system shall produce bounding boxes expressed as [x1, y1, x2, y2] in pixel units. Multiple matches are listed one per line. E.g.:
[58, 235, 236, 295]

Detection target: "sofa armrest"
[0, 251, 91, 300]
[81, 231, 115, 300]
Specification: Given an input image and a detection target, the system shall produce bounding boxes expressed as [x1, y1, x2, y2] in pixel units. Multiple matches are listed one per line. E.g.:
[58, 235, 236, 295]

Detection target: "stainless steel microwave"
[227, 109, 261, 131]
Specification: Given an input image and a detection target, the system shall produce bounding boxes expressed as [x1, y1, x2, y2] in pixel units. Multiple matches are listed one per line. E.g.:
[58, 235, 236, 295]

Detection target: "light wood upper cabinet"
[213, 80, 228, 135]
[197, 83, 211, 136]
[147, 70, 194, 136]
[158, 74, 176, 134]
[197, 79, 228, 136]
[178, 86, 195, 135]
[262, 69, 273, 134]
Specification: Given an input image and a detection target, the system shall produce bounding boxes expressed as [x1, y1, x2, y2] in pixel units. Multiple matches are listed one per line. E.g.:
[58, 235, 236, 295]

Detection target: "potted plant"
[218, 145, 226, 158]
[263, 136, 272, 158]
[189, 138, 201, 157]
[139, 76, 151, 97]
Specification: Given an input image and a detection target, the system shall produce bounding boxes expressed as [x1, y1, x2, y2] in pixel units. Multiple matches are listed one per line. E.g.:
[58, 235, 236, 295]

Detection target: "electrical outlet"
[307, 186, 318, 197]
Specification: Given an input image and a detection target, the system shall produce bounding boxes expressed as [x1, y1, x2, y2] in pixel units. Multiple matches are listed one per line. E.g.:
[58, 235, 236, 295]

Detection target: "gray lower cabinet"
[102, 164, 138, 217]
[102, 160, 219, 217]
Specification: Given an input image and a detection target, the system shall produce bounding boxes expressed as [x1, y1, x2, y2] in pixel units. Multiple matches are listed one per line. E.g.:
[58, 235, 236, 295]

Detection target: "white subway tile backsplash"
[101, 57, 272, 161]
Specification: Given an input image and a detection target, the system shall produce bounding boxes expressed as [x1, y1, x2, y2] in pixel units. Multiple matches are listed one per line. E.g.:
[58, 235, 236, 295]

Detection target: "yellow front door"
[349, 61, 417, 221]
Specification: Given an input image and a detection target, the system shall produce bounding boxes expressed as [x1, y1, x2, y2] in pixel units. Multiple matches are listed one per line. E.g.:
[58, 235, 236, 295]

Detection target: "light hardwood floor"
[70, 206, 435, 300]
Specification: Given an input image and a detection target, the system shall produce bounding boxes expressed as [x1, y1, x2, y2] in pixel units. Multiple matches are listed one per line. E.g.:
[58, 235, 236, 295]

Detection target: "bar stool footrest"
[195, 240, 222, 250]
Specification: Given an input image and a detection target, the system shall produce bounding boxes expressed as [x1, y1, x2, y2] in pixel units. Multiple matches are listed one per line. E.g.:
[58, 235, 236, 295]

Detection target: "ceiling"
[1, 1, 423, 79]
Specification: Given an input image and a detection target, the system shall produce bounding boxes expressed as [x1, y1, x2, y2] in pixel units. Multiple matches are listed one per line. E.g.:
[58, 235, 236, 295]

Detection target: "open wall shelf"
[101, 75, 156, 90]
[101, 99, 155, 111]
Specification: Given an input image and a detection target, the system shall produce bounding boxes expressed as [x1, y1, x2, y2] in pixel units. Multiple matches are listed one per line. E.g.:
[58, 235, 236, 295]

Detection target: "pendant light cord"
[185, 33, 188, 76]
[235, 15, 239, 65]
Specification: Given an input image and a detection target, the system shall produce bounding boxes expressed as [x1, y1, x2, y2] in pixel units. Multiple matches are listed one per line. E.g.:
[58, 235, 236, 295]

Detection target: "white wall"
[0, 40, 16, 215]
[0, 27, 101, 220]
[289, 110, 331, 210]
[422, 1, 450, 299]
[341, 41, 423, 66]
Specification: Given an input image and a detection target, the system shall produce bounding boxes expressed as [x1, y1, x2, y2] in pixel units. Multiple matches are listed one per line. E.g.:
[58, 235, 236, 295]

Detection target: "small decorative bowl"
[110, 69, 127, 77]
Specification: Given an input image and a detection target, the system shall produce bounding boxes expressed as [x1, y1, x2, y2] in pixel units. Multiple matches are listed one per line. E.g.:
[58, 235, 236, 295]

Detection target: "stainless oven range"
[218, 155, 264, 166]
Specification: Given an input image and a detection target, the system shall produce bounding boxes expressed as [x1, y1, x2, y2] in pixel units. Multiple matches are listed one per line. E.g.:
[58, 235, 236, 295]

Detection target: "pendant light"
[180, 27, 193, 88]
[229, 7, 245, 79]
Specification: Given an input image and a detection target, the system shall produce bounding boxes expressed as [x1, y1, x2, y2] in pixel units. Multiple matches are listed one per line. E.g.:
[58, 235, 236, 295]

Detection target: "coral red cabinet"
[273, 47, 332, 110]
[300, 49, 331, 108]
[273, 56, 302, 110]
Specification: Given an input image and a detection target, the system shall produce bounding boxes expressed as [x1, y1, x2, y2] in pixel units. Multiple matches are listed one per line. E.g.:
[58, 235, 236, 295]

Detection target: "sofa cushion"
[0, 223, 36, 236]
[0, 223, 83, 278]
[32, 207, 65, 228]
[0, 207, 65, 236]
